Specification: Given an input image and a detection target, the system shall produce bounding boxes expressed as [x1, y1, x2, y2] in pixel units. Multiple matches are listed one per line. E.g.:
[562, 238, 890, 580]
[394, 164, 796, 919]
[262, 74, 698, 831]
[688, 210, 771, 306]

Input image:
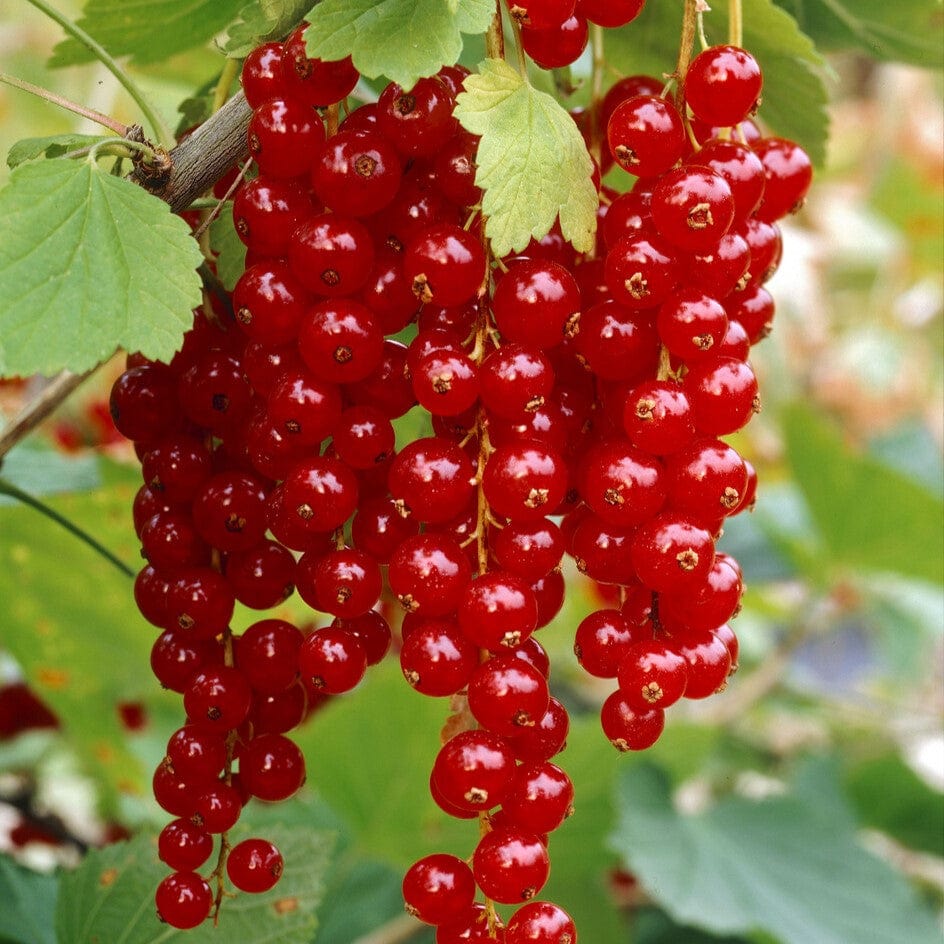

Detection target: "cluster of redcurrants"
[108, 12, 811, 937]
[562, 41, 812, 755]
[510, 0, 647, 70]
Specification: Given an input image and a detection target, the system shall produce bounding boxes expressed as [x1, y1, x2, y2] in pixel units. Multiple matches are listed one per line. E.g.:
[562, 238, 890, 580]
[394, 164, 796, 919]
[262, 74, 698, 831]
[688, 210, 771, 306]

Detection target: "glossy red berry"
[158, 819, 214, 872]
[247, 97, 325, 180]
[403, 854, 477, 925]
[288, 213, 376, 297]
[686, 45, 763, 128]
[599, 692, 665, 751]
[473, 828, 550, 904]
[155, 871, 212, 929]
[227, 838, 284, 893]
[239, 733, 306, 801]
[403, 224, 485, 308]
[506, 901, 578, 943]
[607, 95, 686, 178]
[520, 14, 589, 70]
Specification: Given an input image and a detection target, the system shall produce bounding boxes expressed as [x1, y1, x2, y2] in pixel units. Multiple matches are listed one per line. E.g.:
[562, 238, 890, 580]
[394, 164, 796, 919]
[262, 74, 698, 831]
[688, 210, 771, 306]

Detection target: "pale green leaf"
[0, 857, 57, 944]
[209, 202, 247, 291]
[775, 0, 944, 68]
[782, 402, 944, 584]
[454, 58, 597, 256]
[0, 463, 157, 812]
[51, 0, 246, 66]
[54, 825, 334, 943]
[6, 134, 114, 169]
[222, 0, 312, 57]
[0, 159, 202, 376]
[0, 443, 101, 504]
[610, 764, 942, 944]
[303, 0, 494, 89]
[605, 0, 831, 166]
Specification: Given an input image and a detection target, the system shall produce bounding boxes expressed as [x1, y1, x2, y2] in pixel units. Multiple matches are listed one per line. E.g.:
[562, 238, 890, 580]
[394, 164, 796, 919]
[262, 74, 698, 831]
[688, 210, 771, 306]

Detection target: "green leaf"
[0, 464, 156, 812]
[50, 0, 247, 66]
[774, 0, 944, 68]
[781, 402, 944, 584]
[54, 824, 334, 943]
[0, 857, 57, 944]
[303, 0, 495, 90]
[846, 754, 944, 856]
[222, 0, 312, 57]
[0, 159, 202, 376]
[209, 202, 247, 291]
[0, 443, 101, 504]
[294, 662, 471, 865]
[454, 58, 597, 256]
[315, 858, 420, 944]
[609, 763, 942, 944]
[6, 134, 114, 169]
[605, 0, 831, 166]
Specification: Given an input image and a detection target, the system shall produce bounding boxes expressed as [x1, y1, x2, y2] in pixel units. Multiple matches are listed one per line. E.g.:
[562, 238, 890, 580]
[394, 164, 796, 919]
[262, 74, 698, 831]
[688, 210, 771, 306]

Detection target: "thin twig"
[191, 160, 251, 240]
[0, 370, 94, 462]
[0, 476, 134, 578]
[0, 72, 127, 135]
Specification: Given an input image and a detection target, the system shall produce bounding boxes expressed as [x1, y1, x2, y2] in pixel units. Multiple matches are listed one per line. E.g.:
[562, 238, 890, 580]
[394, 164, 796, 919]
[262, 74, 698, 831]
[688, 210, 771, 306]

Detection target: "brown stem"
[0, 72, 128, 135]
[131, 91, 253, 213]
[0, 370, 95, 462]
[488, 2, 506, 61]
[673, 0, 701, 113]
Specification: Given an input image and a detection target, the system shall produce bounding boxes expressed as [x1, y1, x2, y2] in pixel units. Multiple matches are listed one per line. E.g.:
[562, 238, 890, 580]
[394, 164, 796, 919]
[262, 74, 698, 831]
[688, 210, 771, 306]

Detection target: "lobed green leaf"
[0, 159, 202, 377]
[54, 824, 334, 943]
[609, 763, 943, 944]
[605, 0, 831, 166]
[454, 58, 598, 256]
[774, 0, 944, 69]
[6, 134, 115, 169]
[303, 0, 494, 90]
[50, 0, 246, 66]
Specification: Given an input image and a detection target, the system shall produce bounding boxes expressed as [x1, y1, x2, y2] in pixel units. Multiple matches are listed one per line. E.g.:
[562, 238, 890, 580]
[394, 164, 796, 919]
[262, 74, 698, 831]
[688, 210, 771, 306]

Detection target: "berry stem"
[0, 476, 134, 578]
[673, 0, 701, 110]
[24, 0, 173, 145]
[588, 23, 607, 177]
[0, 72, 128, 135]
[488, 1, 506, 61]
[729, 0, 744, 48]
[212, 58, 240, 115]
[326, 103, 340, 138]
[210, 572, 236, 923]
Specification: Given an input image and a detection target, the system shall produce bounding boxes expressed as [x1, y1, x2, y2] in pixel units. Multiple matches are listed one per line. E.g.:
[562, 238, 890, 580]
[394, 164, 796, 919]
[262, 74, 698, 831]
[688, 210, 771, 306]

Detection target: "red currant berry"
[599, 692, 665, 751]
[403, 853, 476, 925]
[473, 828, 550, 905]
[227, 838, 284, 893]
[155, 871, 212, 929]
[686, 45, 763, 128]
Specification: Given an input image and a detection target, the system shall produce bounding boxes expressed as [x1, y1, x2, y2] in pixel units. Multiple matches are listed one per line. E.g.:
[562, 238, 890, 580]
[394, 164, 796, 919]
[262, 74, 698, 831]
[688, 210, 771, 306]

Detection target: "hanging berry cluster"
[108, 0, 812, 937]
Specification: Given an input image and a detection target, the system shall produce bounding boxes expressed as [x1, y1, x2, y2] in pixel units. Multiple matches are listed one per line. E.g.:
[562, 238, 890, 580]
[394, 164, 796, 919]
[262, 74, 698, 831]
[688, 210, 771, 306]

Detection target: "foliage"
[0, 160, 202, 376]
[454, 58, 597, 256]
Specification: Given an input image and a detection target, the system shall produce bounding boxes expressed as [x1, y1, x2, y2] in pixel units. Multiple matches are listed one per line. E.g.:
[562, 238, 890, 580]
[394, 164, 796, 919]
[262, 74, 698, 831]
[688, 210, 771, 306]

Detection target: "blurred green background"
[0, 2, 941, 943]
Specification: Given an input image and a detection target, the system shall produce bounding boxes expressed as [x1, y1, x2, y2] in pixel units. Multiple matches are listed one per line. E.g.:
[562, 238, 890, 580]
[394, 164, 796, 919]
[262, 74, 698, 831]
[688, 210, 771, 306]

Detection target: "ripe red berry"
[685, 45, 763, 128]
[155, 871, 212, 929]
[227, 838, 284, 893]
[403, 853, 476, 925]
